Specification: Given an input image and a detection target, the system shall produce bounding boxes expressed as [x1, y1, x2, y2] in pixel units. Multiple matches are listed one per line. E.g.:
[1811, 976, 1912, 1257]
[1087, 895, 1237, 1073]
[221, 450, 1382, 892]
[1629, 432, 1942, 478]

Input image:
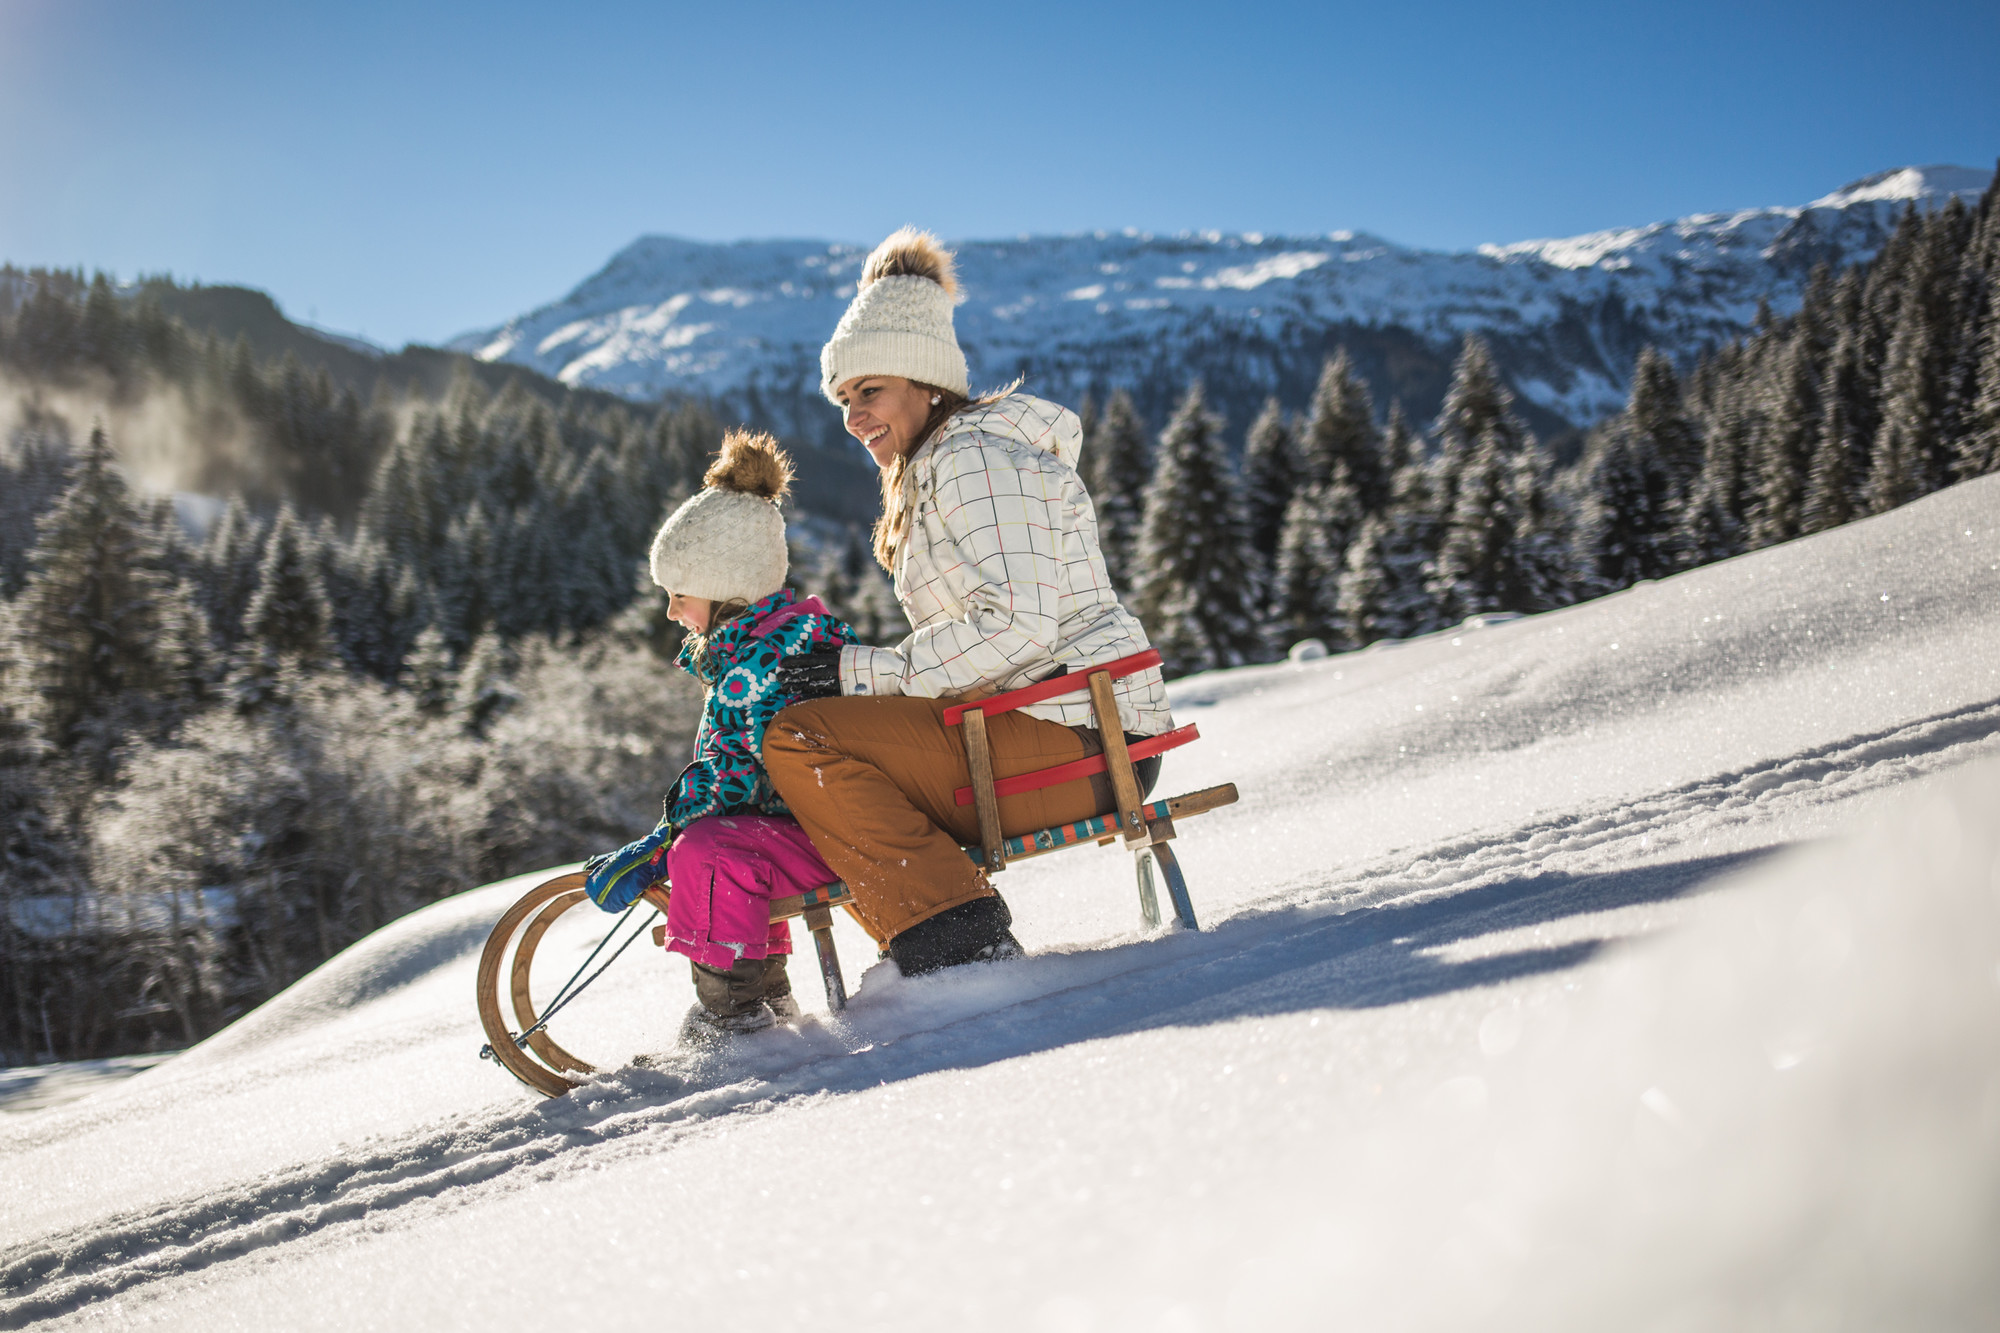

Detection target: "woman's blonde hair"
[870, 379, 1020, 570]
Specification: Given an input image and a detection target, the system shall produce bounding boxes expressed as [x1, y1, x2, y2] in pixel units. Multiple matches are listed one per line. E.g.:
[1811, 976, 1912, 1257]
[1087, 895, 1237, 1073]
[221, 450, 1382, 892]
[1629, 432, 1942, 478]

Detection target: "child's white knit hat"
[648, 431, 792, 604]
[820, 228, 969, 403]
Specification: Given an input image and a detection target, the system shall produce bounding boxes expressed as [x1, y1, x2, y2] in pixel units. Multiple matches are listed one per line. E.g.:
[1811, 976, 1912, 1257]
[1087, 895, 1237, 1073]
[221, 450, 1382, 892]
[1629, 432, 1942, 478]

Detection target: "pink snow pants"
[662, 814, 836, 970]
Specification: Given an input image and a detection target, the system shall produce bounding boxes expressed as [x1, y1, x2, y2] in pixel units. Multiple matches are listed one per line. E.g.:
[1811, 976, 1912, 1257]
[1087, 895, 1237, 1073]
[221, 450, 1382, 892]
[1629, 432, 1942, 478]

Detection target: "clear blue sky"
[2, 0, 1993, 349]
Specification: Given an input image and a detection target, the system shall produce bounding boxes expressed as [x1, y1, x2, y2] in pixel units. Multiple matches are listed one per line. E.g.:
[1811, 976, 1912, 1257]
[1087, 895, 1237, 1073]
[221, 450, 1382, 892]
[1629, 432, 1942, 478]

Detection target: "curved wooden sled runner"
[475, 872, 600, 1097]
[477, 649, 1238, 1098]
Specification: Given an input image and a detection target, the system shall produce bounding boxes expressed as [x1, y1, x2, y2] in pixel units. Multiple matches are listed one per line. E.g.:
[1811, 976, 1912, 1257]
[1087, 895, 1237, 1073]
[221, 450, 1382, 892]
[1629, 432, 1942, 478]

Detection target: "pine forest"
[4, 178, 1998, 1063]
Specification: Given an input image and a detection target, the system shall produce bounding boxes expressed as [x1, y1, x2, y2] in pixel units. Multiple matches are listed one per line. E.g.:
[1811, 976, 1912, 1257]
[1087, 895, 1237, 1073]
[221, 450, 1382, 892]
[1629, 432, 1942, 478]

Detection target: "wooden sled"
[476, 649, 1237, 1097]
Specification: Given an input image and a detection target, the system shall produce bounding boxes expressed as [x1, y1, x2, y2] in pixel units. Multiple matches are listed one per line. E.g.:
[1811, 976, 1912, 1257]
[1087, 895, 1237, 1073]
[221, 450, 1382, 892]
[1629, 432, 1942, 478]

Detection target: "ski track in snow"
[7, 692, 1996, 1325]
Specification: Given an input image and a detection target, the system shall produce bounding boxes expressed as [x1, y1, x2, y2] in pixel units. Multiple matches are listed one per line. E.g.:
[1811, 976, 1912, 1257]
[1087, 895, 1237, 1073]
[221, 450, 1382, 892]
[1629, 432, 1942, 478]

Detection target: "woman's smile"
[838, 375, 933, 468]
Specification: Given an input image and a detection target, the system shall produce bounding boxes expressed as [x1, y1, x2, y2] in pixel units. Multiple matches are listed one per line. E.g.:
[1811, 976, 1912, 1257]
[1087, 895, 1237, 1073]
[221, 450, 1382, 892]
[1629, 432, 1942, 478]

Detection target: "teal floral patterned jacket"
[585, 589, 856, 911]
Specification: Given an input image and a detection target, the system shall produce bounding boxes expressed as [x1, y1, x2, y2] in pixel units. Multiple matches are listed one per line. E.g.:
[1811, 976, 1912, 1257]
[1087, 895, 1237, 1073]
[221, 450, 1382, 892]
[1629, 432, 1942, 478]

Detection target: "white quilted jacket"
[838, 393, 1174, 736]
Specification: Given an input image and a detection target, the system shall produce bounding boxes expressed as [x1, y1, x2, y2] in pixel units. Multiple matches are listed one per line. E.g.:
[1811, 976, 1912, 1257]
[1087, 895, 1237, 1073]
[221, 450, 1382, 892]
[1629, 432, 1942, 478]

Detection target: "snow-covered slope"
[455, 166, 1988, 443]
[3, 474, 1998, 1329]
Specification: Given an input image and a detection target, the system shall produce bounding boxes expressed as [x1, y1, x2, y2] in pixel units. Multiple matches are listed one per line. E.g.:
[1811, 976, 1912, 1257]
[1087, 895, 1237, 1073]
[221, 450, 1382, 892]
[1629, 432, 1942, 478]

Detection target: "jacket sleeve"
[664, 732, 760, 831]
[839, 437, 1064, 699]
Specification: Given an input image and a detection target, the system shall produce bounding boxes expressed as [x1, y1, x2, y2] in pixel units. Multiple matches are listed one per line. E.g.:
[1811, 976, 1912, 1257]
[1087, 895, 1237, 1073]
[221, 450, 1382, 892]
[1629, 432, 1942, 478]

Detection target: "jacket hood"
[675, 587, 815, 685]
[934, 393, 1082, 470]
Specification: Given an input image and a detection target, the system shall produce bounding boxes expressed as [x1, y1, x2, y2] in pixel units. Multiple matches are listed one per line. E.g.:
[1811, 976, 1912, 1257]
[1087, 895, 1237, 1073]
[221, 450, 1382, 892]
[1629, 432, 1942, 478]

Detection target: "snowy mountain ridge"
[454, 165, 1988, 442]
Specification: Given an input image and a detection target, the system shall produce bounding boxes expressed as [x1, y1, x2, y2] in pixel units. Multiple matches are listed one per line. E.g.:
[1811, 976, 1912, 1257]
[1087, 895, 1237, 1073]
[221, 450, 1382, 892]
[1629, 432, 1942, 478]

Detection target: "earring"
[930, 394, 941, 405]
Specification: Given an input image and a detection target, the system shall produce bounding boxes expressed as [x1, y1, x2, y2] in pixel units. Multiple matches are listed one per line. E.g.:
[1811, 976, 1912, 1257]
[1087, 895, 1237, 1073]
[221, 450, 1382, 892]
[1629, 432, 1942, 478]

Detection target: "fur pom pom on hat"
[820, 227, 970, 403]
[648, 430, 793, 604]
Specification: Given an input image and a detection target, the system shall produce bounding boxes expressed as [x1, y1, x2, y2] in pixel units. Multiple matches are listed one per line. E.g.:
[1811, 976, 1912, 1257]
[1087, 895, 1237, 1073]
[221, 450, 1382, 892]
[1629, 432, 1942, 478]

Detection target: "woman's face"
[667, 591, 713, 634]
[837, 375, 933, 469]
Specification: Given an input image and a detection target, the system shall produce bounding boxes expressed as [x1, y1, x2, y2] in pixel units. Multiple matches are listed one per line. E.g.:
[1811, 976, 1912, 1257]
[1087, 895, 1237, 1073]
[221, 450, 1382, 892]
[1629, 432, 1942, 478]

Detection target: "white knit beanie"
[820, 227, 970, 403]
[648, 431, 792, 604]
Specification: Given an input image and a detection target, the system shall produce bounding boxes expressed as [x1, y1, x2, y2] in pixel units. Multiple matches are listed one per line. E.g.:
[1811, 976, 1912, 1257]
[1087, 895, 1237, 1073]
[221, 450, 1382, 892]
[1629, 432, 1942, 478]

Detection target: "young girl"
[584, 430, 856, 1036]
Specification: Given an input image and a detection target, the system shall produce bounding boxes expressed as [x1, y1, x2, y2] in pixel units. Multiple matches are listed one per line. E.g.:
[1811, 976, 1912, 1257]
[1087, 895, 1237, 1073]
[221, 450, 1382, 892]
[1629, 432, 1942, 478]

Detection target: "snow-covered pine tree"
[1960, 286, 2000, 479]
[1624, 348, 1703, 523]
[0, 413, 75, 598]
[433, 501, 496, 652]
[403, 625, 456, 716]
[1432, 336, 1529, 522]
[500, 482, 565, 640]
[1867, 285, 1941, 514]
[1505, 442, 1577, 612]
[0, 602, 68, 902]
[0, 604, 77, 1062]
[1081, 391, 1151, 593]
[1677, 361, 1755, 566]
[198, 496, 267, 651]
[1297, 350, 1388, 513]
[1269, 480, 1345, 650]
[1428, 422, 1569, 623]
[1373, 454, 1445, 640]
[501, 398, 568, 513]
[309, 511, 359, 654]
[240, 504, 334, 666]
[1886, 201, 1971, 509]
[1803, 323, 1870, 533]
[1131, 383, 1264, 675]
[232, 504, 334, 711]
[1925, 196, 1980, 458]
[1424, 335, 1565, 623]
[452, 630, 515, 737]
[361, 411, 461, 587]
[80, 273, 130, 381]
[1239, 397, 1296, 572]
[1940, 181, 2000, 482]
[1577, 424, 1672, 590]
[1380, 401, 1419, 476]
[605, 413, 669, 557]
[1578, 349, 1698, 588]
[651, 400, 717, 504]
[334, 532, 426, 682]
[1333, 513, 1393, 648]
[1430, 425, 1514, 624]
[13, 427, 180, 769]
[561, 446, 638, 633]
[1801, 372, 1858, 534]
[1745, 337, 1822, 547]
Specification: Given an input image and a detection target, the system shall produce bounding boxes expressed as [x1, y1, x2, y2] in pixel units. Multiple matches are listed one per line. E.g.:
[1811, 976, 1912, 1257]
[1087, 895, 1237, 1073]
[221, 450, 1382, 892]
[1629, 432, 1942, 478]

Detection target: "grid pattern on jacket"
[843, 396, 1173, 736]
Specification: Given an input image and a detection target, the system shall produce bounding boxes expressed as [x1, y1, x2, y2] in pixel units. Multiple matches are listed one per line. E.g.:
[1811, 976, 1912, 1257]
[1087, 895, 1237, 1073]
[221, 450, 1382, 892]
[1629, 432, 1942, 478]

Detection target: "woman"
[765, 228, 1174, 975]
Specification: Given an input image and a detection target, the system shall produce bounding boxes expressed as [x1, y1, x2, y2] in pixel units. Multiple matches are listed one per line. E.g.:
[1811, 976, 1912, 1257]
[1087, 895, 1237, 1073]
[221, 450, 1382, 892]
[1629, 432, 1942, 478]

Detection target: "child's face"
[667, 592, 713, 634]
[837, 375, 934, 468]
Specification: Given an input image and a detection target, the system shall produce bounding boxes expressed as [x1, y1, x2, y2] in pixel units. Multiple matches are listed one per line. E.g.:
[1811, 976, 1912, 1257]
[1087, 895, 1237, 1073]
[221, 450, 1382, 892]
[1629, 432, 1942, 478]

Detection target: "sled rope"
[480, 896, 661, 1060]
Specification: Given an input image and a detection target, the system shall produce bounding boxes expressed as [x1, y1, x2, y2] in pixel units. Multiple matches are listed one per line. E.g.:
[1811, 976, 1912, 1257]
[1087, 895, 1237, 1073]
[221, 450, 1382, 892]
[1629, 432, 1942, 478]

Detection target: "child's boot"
[686, 955, 795, 1037]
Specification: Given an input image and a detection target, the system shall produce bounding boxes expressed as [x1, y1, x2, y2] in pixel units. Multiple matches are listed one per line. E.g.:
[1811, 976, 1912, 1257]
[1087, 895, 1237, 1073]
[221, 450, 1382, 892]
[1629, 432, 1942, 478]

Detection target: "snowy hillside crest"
[454, 165, 1989, 435]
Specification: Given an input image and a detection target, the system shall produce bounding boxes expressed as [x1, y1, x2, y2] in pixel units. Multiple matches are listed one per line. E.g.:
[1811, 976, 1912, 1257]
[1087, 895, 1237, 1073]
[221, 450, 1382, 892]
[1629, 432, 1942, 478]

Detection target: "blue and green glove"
[583, 822, 675, 912]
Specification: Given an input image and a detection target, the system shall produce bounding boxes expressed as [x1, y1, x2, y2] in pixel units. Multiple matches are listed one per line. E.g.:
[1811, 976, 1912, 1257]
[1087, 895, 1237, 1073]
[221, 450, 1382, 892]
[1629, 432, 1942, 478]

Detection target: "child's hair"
[687, 597, 753, 673]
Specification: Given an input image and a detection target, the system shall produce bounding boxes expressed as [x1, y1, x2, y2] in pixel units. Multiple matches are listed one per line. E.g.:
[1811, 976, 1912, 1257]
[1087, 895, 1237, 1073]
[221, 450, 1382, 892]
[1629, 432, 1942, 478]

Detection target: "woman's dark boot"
[888, 895, 1024, 976]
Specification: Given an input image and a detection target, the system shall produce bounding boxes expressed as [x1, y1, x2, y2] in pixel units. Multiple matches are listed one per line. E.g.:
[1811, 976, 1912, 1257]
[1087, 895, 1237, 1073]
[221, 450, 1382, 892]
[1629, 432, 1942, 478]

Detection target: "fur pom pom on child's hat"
[820, 227, 970, 403]
[648, 430, 794, 604]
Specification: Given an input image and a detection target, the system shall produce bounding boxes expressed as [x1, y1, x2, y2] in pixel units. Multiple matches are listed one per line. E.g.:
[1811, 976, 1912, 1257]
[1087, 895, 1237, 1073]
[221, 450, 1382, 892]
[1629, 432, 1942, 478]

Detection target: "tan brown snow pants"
[763, 696, 1105, 944]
